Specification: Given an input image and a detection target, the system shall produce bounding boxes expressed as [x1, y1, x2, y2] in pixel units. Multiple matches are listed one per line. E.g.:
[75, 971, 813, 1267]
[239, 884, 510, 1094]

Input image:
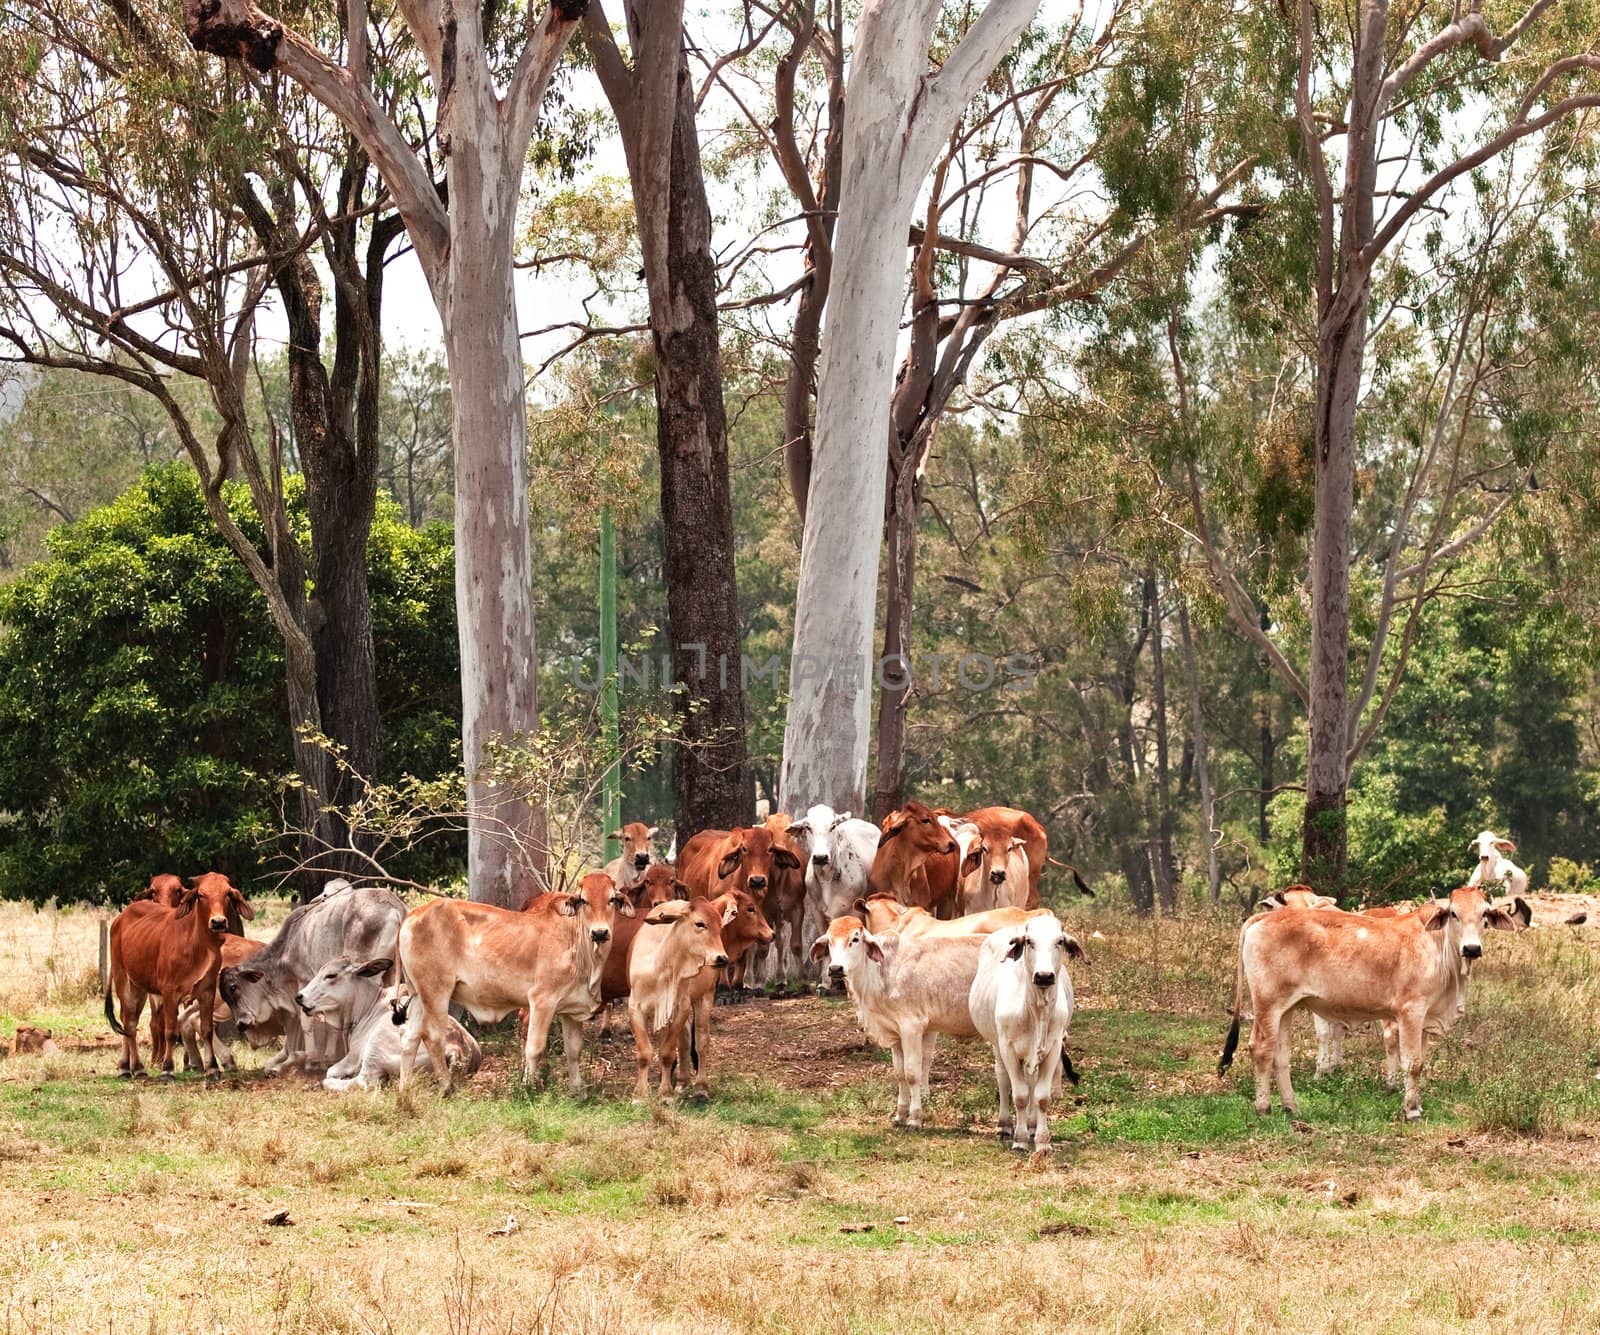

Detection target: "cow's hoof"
[1405, 1107, 1423, 1122]
[1010, 1141, 1030, 1154]
[158, 1070, 174, 1081]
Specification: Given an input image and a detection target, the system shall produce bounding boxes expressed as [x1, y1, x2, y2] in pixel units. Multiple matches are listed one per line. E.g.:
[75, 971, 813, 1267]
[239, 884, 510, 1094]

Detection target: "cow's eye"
[696, 922, 707, 931]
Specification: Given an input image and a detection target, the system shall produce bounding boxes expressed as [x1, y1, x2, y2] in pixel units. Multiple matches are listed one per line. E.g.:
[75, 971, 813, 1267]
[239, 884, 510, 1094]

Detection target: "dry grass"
[4, 901, 1600, 1332]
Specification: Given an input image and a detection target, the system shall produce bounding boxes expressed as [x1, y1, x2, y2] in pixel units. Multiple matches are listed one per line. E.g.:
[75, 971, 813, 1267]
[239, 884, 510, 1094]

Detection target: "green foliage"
[0, 465, 459, 905]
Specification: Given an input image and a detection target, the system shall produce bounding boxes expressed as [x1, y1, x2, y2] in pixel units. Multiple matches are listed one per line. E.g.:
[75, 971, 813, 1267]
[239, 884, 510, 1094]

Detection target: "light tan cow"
[853, 894, 1048, 940]
[1219, 885, 1528, 1120]
[811, 916, 987, 1130]
[627, 898, 730, 1100]
[604, 822, 661, 893]
[395, 872, 633, 1093]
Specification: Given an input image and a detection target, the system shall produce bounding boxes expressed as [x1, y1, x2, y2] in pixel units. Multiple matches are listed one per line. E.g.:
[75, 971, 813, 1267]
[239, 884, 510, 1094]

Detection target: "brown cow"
[397, 872, 632, 1093]
[743, 814, 807, 988]
[677, 826, 802, 910]
[626, 898, 730, 1099]
[599, 867, 692, 1012]
[138, 873, 186, 908]
[657, 889, 773, 1099]
[1219, 885, 1528, 1120]
[604, 821, 661, 893]
[105, 872, 254, 1077]
[868, 801, 962, 917]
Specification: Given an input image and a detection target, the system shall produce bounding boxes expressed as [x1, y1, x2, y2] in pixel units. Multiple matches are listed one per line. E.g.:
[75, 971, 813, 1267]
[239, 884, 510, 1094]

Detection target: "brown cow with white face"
[1219, 885, 1529, 1121]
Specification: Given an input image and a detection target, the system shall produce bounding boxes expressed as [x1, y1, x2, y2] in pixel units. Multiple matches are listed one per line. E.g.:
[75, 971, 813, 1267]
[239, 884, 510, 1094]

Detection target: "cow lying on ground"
[106, 872, 253, 1077]
[969, 914, 1084, 1152]
[177, 933, 264, 1071]
[396, 872, 631, 1093]
[1219, 885, 1528, 1120]
[812, 916, 987, 1130]
[220, 881, 404, 1076]
[294, 956, 482, 1092]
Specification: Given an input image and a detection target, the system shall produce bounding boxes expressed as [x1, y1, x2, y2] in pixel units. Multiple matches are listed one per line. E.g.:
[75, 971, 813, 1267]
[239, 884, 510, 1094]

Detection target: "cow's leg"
[194, 975, 221, 1075]
[1250, 1008, 1278, 1115]
[558, 1013, 586, 1096]
[1380, 1021, 1400, 1088]
[397, 1006, 426, 1090]
[1031, 1060, 1056, 1152]
[1314, 1015, 1343, 1076]
[689, 992, 713, 1099]
[630, 1009, 657, 1102]
[117, 980, 146, 1077]
[1396, 1007, 1427, 1121]
[993, 1049, 1015, 1143]
[657, 1017, 684, 1098]
[522, 996, 553, 1090]
[901, 1025, 928, 1130]
[1273, 1015, 1298, 1118]
[160, 995, 183, 1076]
[889, 1041, 909, 1127]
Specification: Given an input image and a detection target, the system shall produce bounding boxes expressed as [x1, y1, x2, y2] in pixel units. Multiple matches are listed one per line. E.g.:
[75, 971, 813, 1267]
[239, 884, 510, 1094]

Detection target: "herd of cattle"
[96, 813, 1581, 1146]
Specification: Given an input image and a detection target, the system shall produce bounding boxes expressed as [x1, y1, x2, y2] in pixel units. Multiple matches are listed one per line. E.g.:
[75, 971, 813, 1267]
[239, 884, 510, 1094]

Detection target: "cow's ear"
[1418, 903, 1451, 932]
[809, 936, 830, 964]
[613, 892, 636, 918]
[876, 821, 903, 846]
[1257, 893, 1286, 912]
[1496, 839, 1517, 853]
[833, 812, 852, 827]
[1009, 837, 1028, 851]
[236, 967, 264, 984]
[864, 934, 885, 964]
[773, 847, 801, 871]
[646, 826, 660, 839]
[556, 894, 583, 917]
[1004, 936, 1025, 961]
[716, 847, 744, 879]
[720, 900, 739, 926]
[174, 887, 200, 919]
[961, 846, 984, 876]
[357, 957, 393, 978]
[672, 880, 690, 901]
[852, 897, 870, 917]
[1063, 934, 1089, 963]
[607, 828, 623, 842]
[788, 820, 810, 837]
[229, 887, 255, 920]
[1491, 899, 1531, 931]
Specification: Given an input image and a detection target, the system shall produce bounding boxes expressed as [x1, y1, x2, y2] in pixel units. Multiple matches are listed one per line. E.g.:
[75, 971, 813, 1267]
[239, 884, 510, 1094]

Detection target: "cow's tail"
[688, 1015, 700, 1074]
[1046, 856, 1095, 898]
[390, 945, 414, 1027]
[104, 981, 123, 1036]
[1217, 924, 1247, 1076]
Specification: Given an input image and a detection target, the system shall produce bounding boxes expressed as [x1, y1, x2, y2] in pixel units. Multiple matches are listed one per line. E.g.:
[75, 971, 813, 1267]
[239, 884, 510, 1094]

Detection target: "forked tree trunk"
[780, 0, 1040, 813]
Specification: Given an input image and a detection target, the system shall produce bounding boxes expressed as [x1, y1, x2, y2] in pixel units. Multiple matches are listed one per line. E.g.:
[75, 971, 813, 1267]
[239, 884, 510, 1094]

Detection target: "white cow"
[969, 914, 1083, 1152]
[785, 805, 880, 979]
[811, 916, 985, 1130]
[1467, 830, 1528, 898]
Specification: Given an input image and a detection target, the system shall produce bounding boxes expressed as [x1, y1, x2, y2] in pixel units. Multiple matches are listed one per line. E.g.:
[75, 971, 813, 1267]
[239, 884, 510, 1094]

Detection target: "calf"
[627, 898, 730, 1100]
[1467, 830, 1529, 898]
[301, 963, 482, 1092]
[137, 873, 186, 908]
[658, 889, 774, 1098]
[396, 872, 631, 1093]
[747, 814, 808, 986]
[1219, 885, 1528, 1120]
[604, 822, 661, 894]
[597, 866, 690, 1035]
[678, 825, 801, 906]
[969, 914, 1084, 1152]
[105, 872, 253, 1077]
[220, 882, 405, 1076]
[811, 916, 987, 1129]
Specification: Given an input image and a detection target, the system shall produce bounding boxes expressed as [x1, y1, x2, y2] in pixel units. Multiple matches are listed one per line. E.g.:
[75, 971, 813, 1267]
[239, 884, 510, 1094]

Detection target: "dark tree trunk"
[652, 51, 750, 843]
[1146, 572, 1178, 912]
[1259, 604, 1275, 846]
[871, 458, 919, 821]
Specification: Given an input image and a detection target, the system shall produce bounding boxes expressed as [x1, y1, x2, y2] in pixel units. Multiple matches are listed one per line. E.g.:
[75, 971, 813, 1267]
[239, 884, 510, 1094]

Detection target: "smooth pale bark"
[186, 0, 582, 904]
[780, 0, 1040, 813]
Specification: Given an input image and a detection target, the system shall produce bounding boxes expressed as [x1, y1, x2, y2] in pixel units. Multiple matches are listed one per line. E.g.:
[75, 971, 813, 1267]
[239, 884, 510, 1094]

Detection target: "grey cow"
[219, 881, 405, 1075]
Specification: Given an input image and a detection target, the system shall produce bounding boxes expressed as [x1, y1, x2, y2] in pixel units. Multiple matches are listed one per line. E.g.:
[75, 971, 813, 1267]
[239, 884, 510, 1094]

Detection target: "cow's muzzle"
[711, 954, 729, 969]
[989, 870, 1006, 885]
[591, 927, 611, 944]
[209, 917, 229, 932]
[827, 964, 845, 981]
[1462, 943, 1483, 960]
[1032, 971, 1056, 988]
[633, 854, 649, 868]
[812, 854, 829, 867]
[294, 994, 313, 1015]
[944, 841, 957, 854]
[748, 875, 767, 891]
